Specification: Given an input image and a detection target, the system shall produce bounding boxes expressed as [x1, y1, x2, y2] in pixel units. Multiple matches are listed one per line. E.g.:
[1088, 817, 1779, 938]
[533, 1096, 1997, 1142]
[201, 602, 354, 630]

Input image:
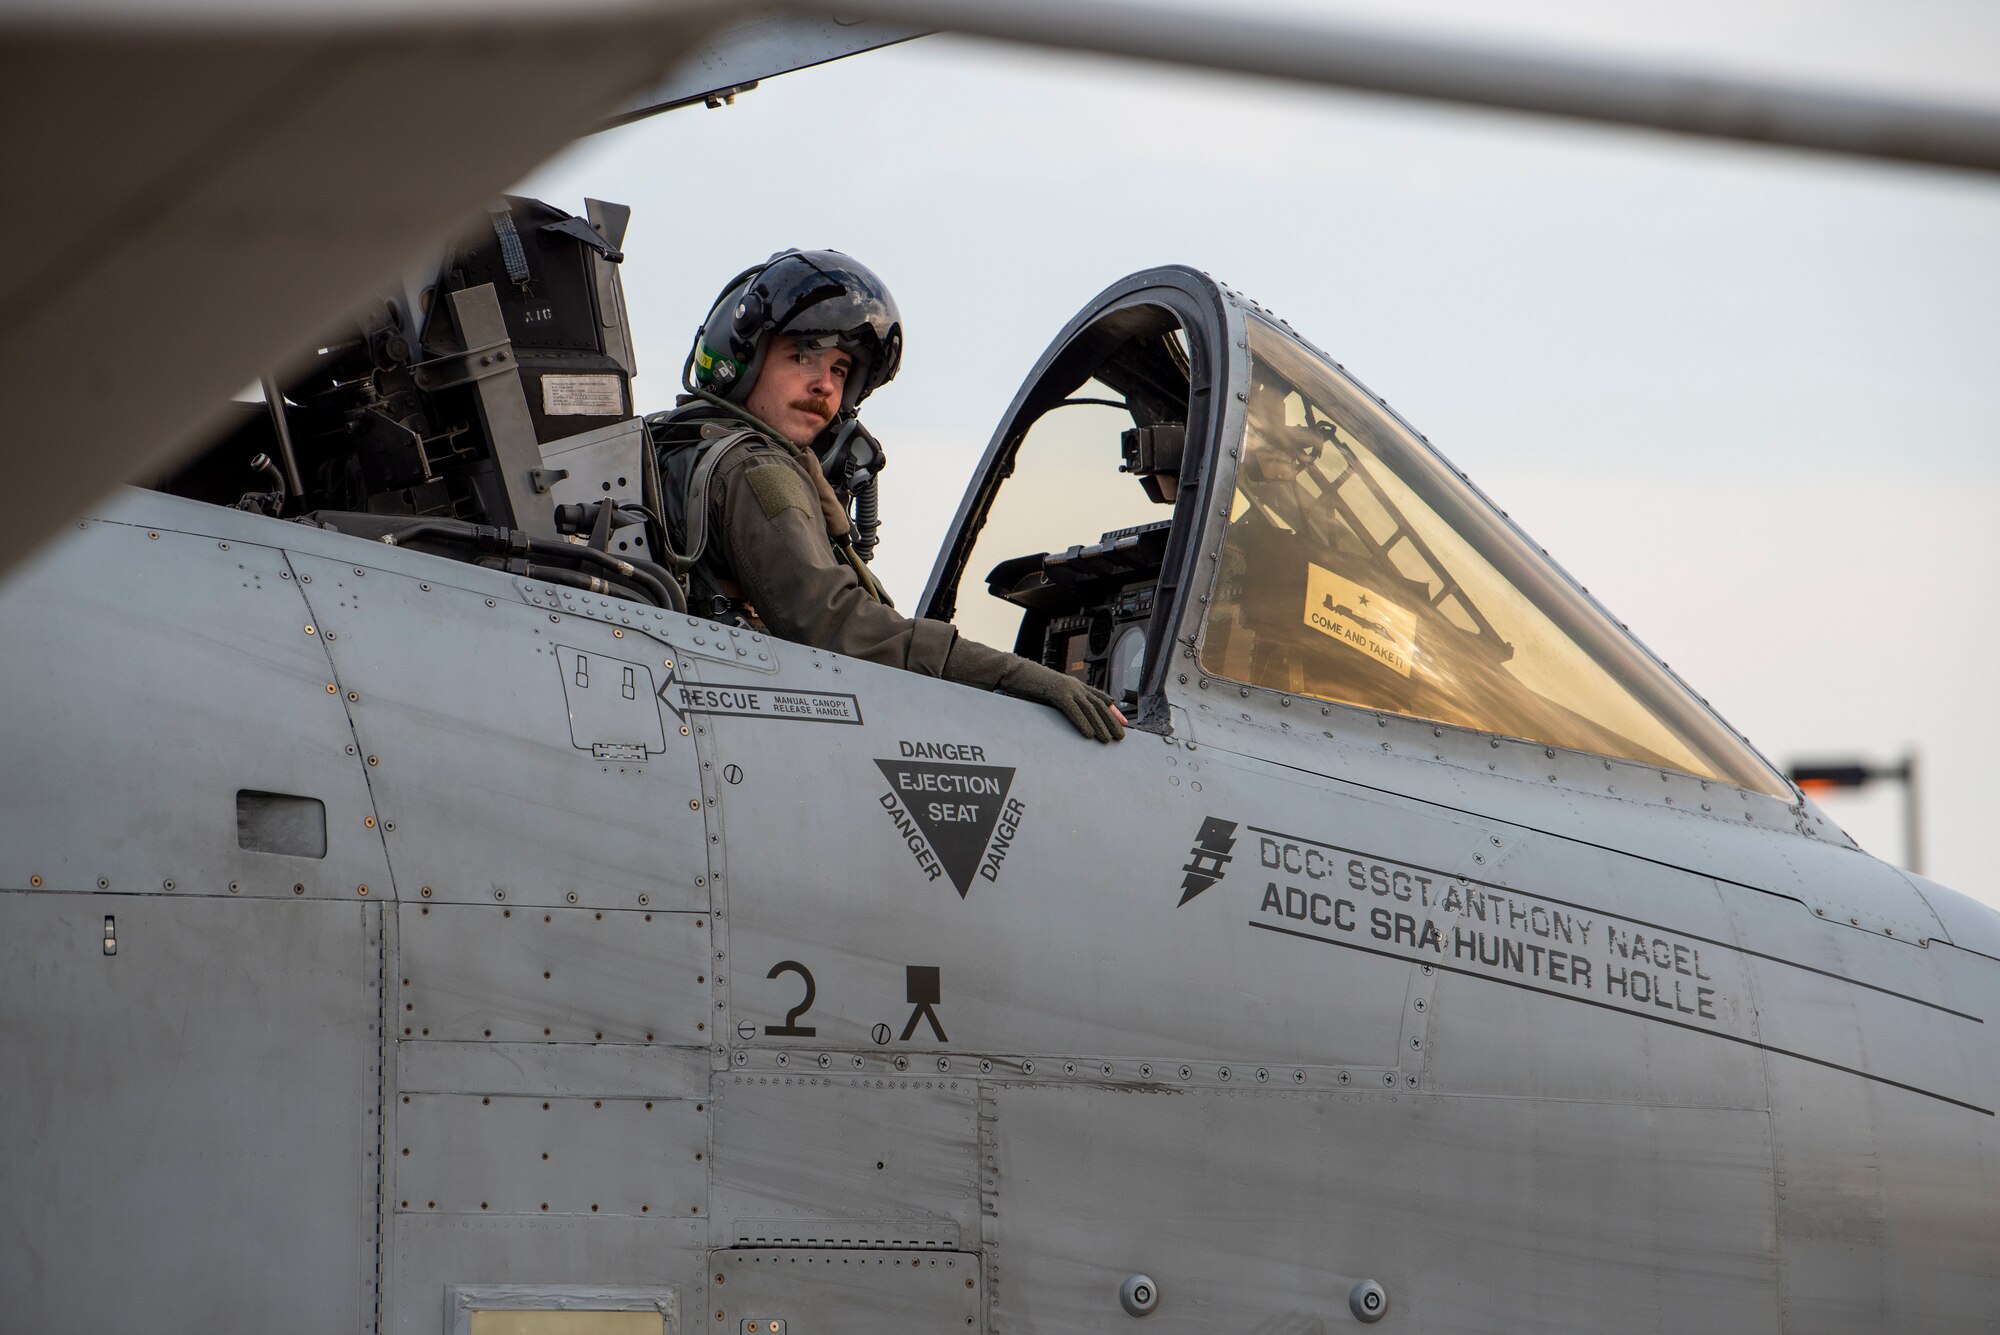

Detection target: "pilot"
[648, 250, 1125, 742]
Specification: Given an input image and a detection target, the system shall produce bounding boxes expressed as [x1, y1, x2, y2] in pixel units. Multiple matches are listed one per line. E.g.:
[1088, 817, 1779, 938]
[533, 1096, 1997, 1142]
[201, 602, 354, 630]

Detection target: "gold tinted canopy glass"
[1200, 318, 1787, 797]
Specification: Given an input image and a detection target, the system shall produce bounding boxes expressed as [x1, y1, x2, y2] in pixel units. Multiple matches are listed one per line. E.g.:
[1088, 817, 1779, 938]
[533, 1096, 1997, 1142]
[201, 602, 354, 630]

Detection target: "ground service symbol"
[901, 965, 947, 1042]
[1177, 816, 1239, 905]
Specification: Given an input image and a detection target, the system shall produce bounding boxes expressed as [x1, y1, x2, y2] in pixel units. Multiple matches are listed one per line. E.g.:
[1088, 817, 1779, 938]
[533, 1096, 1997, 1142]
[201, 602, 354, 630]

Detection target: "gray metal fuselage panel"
[1, 487, 1995, 1332]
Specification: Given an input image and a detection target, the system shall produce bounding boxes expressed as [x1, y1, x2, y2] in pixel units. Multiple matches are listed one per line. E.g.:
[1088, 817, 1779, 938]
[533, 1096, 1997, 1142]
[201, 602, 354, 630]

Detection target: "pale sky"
[517, 2, 2000, 910]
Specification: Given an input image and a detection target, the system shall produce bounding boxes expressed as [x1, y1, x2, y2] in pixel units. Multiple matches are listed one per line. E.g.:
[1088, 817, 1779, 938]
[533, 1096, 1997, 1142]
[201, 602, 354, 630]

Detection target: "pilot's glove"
[944, 638, 1126, 743]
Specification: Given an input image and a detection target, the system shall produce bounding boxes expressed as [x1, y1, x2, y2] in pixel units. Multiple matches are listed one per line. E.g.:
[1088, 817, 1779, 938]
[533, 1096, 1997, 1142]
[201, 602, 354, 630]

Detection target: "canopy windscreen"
[1200, 318, 1786, 797]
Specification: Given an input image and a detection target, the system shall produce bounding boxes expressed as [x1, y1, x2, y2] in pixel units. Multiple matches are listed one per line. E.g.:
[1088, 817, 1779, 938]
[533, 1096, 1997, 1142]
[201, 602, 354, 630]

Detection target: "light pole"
[1788, 751, 1922, 876]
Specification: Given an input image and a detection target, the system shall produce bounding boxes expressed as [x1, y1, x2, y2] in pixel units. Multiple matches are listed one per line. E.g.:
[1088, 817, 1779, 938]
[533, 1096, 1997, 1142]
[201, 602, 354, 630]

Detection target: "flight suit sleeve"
[713, 446, 959, 675]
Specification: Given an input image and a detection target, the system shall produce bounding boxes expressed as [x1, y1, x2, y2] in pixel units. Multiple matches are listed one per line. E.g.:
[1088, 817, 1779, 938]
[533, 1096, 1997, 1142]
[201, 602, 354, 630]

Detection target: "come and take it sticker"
[1304, 563, 1417, 678]
[875, 741, 1025, 897]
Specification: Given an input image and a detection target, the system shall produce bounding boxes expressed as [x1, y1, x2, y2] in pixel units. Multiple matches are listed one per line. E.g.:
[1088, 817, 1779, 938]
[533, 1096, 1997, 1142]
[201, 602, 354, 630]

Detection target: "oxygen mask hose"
[853, 474, 881, 563]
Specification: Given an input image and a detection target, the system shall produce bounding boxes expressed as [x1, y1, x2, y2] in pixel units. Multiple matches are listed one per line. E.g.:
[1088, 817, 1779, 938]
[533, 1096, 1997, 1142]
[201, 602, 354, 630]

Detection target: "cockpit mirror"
[1119, 423, 1186, 503]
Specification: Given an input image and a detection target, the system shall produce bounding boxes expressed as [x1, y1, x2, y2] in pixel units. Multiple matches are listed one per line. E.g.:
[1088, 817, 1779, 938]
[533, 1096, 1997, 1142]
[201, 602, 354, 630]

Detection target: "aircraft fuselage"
[2, 486, 1995, 1333]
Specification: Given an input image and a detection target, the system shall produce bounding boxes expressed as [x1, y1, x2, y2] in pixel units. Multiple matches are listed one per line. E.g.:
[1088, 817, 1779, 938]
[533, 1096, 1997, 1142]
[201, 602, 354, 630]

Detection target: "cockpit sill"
[1178, 670, 1826, 838]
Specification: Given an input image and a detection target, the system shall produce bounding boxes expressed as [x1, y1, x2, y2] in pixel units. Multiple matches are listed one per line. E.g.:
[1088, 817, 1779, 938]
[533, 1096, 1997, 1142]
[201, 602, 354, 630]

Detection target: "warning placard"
[874, 757, 1021, 897]
[541, 373, 625, 417]
[1303, 563, 1418, 678]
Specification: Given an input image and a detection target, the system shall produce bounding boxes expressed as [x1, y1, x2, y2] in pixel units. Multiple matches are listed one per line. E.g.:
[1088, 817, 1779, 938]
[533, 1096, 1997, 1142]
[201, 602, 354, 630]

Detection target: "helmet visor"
[777, 291, 895, 355]
[760, 253, 902, 401]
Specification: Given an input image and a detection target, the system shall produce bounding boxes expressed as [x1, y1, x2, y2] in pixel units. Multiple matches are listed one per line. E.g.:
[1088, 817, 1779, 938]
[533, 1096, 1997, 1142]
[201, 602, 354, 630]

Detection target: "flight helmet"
[689, 249, 903, 415]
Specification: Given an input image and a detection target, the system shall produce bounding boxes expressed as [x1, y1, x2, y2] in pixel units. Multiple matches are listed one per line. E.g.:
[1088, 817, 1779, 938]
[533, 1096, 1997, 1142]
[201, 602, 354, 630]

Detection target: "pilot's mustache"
[789, 397, 835, 422]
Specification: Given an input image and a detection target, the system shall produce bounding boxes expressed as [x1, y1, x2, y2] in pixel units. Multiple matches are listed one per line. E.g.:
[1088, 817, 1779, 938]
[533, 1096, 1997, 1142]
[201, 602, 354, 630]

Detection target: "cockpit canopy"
[926, 270, 1788, 799]
[1208, 317, 1786, 795]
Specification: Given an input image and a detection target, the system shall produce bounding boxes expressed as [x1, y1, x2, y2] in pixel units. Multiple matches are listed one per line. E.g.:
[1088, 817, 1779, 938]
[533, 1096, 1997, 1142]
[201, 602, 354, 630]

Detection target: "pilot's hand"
[1000, 660, 1127, 743]
[943, 639, 1127, 743]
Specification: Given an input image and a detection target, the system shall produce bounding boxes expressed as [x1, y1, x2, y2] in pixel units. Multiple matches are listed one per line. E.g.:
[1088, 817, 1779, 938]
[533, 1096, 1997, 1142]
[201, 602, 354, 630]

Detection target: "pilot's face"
[745, 336, 852, 447]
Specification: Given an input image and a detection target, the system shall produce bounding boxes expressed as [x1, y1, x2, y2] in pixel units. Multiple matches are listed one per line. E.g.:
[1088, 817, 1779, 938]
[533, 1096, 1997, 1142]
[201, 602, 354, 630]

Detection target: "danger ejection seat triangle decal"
[873, 758, 1019, 896]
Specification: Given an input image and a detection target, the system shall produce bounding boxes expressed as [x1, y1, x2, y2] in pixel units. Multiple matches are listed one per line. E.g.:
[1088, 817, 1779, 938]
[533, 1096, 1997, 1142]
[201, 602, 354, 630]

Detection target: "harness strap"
[668, 419, 883, 622]
[678, 426, 760, 572]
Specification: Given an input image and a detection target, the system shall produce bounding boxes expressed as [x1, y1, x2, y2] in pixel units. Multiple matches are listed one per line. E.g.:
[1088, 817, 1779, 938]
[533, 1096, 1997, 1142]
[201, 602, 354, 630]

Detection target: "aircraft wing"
[831, 0, 2000, 174]
[0, 2, 733, 578]
[609, 13, 925, 125]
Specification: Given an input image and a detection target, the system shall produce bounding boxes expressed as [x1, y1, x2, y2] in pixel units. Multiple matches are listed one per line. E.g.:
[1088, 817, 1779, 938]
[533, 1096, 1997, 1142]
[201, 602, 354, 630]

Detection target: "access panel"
[0, 893, 379, 1332]
[709, 1073, 980, 1251]
[290, 550, 710, 912]
[986, 1083, 1777, 1332]
[398, 902, 711, 1045]
[710, 1249, 980, 1335]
